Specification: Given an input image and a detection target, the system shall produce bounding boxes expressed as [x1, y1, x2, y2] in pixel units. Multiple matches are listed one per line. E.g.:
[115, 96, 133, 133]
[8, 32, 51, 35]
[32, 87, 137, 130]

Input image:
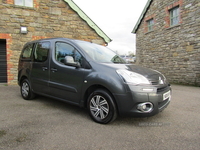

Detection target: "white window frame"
[170, 6, 180, 26]
[15, 0, 33, 7]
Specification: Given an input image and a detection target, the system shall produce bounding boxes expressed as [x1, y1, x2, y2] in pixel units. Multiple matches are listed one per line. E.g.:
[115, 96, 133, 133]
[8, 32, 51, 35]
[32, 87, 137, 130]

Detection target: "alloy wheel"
[89, 95, 109, 120]
[21, 82, 29, 98]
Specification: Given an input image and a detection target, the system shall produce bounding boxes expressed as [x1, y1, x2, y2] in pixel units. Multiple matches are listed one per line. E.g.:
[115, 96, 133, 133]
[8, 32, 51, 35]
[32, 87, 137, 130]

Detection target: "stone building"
[132, 0, 200, 86]
[0, 0, 111, 84]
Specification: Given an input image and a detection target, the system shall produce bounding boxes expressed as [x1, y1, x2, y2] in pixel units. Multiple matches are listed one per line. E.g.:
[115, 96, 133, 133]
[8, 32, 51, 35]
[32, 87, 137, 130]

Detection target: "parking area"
[0, 84, 200, 150]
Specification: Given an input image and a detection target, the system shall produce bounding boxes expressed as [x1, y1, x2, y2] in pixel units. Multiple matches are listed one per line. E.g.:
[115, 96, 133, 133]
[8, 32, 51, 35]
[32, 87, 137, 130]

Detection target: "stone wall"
[135, 0, 200, 86]
[0, 0, 106, 84]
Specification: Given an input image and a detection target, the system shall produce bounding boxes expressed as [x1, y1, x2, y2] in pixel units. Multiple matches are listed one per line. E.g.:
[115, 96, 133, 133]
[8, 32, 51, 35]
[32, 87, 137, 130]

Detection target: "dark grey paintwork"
[18, 38, 171, 118]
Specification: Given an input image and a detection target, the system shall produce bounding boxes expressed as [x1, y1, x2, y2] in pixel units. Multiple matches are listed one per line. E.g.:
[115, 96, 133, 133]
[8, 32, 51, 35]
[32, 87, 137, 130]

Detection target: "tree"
[128, 51, 135, 57]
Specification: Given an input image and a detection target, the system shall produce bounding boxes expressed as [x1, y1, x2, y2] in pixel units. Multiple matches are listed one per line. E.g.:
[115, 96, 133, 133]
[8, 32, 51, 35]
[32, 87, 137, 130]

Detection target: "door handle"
[42, 67, 48, 71]
[51, 68, 57, 72]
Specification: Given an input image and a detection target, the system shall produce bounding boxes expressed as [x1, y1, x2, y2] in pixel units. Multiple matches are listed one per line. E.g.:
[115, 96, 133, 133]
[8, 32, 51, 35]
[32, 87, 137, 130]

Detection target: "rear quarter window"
[22, 43, 34, 59]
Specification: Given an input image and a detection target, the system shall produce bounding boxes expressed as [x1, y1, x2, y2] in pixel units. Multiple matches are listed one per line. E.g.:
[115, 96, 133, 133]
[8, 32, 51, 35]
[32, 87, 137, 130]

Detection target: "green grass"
[0, 130, 6, 137]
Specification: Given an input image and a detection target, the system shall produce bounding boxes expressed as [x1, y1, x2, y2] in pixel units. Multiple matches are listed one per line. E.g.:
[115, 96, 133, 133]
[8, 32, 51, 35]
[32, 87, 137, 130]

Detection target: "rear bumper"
[114, 84, 171, 117]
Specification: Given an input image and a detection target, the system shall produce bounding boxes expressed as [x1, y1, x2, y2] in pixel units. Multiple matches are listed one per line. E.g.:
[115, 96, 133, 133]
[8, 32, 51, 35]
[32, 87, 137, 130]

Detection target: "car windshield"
[76, 41, 126, 64]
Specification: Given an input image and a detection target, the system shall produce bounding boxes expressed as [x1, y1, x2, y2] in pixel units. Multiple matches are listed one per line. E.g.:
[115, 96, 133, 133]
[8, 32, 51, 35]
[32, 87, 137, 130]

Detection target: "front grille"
[157, 86, 169, 93]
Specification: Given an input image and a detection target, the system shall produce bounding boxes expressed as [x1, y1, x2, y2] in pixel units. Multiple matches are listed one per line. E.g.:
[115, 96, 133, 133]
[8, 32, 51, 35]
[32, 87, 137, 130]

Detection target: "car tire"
[87, 89, 117, 124]
[20, 79, 35, 100]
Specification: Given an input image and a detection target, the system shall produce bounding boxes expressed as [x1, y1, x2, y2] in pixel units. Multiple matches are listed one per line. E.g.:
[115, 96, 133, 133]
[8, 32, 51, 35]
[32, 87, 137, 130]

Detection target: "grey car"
[18, 38, 171, 124]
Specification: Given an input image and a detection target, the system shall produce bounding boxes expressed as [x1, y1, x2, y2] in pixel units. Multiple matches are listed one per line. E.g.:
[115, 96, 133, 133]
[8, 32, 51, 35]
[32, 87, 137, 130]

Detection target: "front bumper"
[114, 84, 171, 117]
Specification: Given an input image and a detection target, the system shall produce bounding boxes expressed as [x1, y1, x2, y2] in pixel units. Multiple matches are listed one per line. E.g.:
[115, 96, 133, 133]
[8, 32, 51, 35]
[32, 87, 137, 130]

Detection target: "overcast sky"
[73, 0, 148, 55]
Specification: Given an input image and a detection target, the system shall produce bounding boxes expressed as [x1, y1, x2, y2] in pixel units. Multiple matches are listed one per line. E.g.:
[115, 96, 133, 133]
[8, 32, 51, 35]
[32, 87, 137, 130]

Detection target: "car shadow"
[28, 95, 90, 119]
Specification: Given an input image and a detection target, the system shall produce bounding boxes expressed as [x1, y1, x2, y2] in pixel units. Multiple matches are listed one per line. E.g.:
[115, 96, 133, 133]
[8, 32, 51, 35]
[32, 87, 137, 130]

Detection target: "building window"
[144, 14, 155, 33]
[170, 6, 180, 26]
[15, 0, 33, 7]
[165, 0, 183, 28]
[147, 19, 154, 32]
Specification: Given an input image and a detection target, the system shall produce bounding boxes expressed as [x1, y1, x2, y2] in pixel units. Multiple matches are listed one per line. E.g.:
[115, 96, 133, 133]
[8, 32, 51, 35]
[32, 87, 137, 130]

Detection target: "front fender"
[81, 71, 128, 98]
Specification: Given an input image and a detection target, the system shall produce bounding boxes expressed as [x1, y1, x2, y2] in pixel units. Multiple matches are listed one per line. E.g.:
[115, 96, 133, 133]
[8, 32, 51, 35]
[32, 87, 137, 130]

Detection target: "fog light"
[137, 102, 153, 113]
[142, 104, 146, 110]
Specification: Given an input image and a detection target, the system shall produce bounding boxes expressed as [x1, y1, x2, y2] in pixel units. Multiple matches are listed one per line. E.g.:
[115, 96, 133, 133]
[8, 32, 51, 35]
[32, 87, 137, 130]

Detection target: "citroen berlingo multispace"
[18, 38, 171, 124]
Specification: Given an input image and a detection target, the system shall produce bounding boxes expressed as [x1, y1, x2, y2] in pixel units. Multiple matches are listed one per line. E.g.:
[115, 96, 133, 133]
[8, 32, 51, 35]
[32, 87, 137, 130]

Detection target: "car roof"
[28, 37, 75, 43]
[24, 38, 96, 47]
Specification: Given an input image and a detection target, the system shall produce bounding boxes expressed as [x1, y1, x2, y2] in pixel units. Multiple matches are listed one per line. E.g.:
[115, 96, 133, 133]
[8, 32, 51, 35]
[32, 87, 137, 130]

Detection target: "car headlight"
[116, 69, 150, 85]
[153, 70, 167, 84]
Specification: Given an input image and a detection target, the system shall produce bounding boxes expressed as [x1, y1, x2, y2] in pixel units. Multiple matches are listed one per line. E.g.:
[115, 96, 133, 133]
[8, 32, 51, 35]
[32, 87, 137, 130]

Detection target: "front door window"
[55, 42, 83, 67]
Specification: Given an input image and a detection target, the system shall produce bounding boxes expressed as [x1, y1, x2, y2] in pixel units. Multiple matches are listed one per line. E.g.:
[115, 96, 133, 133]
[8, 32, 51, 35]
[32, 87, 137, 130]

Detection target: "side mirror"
[64, 56, 80, 68]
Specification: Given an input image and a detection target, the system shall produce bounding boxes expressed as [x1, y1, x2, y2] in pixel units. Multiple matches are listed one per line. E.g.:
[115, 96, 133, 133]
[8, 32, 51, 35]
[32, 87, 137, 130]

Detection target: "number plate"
[163, 90, 171, 101]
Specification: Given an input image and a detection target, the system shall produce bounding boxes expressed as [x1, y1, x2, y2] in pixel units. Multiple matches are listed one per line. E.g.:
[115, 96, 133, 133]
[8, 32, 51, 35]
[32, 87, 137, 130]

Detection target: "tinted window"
[34, 42, 50, 62]
[22, 43, 34, 59]
[55, 42, 83, 66]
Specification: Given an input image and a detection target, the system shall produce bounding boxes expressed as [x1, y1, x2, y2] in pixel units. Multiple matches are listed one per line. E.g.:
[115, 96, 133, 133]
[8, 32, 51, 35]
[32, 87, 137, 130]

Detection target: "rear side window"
[34, 42, 50, 62]
[22, 43, 34, 59]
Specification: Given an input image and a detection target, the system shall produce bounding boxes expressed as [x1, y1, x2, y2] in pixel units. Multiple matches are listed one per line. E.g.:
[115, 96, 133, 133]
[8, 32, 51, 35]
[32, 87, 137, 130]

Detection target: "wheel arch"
[19, 75, 28, 85]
